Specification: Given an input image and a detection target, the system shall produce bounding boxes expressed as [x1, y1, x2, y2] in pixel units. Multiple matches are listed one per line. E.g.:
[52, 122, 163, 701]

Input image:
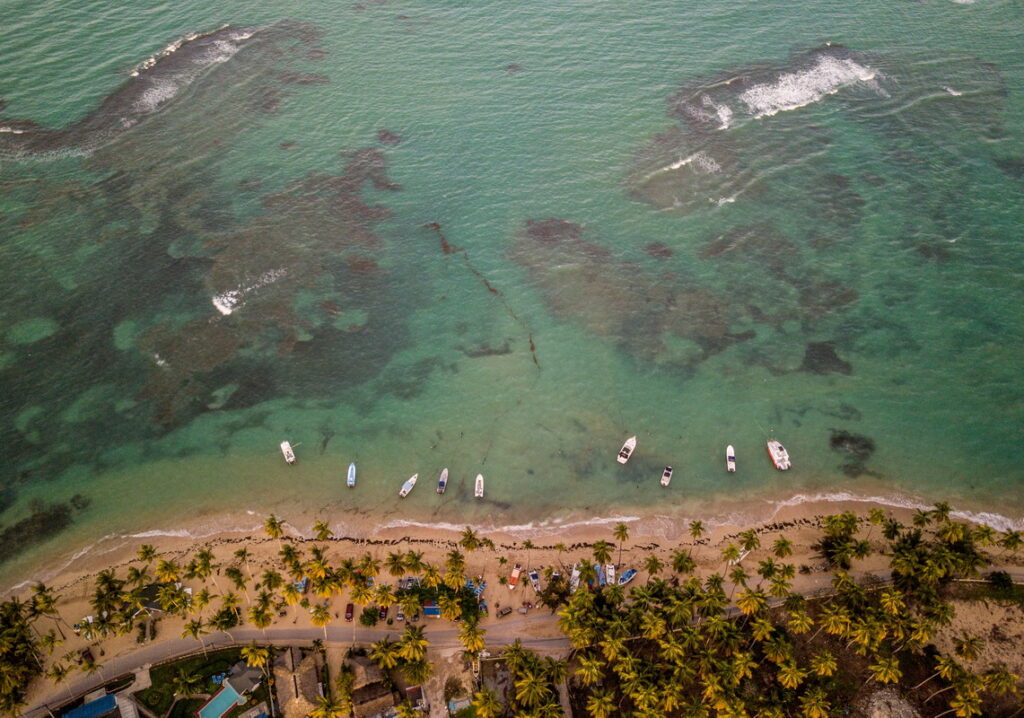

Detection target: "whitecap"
[740, 54, 877, 118]
[212, 268, 287, 315]
[943, 86, 963, 96]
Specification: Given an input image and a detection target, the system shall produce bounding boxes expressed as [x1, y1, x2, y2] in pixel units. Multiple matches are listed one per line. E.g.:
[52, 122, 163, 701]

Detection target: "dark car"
[496, 606, 513, 619]
[378, 605, 388, 621]
[345, 603, 354, 622]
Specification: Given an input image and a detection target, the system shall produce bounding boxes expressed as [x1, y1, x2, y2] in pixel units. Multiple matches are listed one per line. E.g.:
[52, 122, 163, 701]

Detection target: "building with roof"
[196, 661, 263, 718]
[273, 647, 322, 718]
[350, 656, 396, 718]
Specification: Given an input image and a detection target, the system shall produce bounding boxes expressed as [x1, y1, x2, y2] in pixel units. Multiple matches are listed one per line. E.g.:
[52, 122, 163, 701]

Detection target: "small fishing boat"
[605, 563, 616, 585]
[280, 441, 296, 465]
[766, 439, 791, 470]
[618, 568, 637, 586]
[509, 563, 522, 590]
[474, 473, 485, 498]
[569, 563, 581, 593]
[399, 474, 418, 497]
[529, 569, 542, 594]
[436, 468, 448, 494]
[617, 436, 637, 464]
[347, 462, 356, 488]
[596, 564, 605, 587]
[726, 445, 736, 473]
[660, 466, 673, 486]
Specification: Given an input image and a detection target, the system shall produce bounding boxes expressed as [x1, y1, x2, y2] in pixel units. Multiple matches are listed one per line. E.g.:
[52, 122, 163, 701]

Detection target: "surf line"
[424, 222, 540, 369]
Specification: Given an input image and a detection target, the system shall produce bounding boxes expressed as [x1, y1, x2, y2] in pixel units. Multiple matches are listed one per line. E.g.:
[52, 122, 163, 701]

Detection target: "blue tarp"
[63, 695, 116, 718]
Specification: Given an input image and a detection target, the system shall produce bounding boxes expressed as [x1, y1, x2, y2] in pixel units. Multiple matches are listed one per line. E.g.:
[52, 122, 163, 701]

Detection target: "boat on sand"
[569, 563, 581, 593]
[347, 462, 356, 487]
[618, 568, 637, 586]
[605, 563, 616, 585]
[660, 466, 673, 486]
[617, 436, 637, 464]
[399, 474, 418, 497]
[529, 569, 542, 594]
[766, 439, 791, 470]
[726, 445, 736, 473]
[280, 441, 296, 465]
[509, 563, 522, 589]
[475, 473, 485, 498]
[436, 468, 448, 494]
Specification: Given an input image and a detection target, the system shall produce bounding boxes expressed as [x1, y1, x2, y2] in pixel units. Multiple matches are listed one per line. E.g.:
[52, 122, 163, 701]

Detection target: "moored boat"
[347, 462, 356, 488]
[660, 466, 673, 486]
[569, 563, 581, 593]
[617, 436, 637, 464]
[474, 473, 485, 498]
[766, 439, 791, 470]
[436, 468, 448, 494]
[726, 445, 736, 473]
[399, 474, 418, 497]
[280, 441, 296, 465]
[529, 569, 542, 594]
[509, 563, 522, 590]
[618, 568, 637, 586]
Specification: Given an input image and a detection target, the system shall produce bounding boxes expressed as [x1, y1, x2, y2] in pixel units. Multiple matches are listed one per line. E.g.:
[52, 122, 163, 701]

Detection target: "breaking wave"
[212, 268, 287, 315]
[739, 54, 877, 118]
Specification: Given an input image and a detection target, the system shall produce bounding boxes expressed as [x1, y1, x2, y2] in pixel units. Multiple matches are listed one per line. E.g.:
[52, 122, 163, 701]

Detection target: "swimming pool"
[198, 683, 245, 718]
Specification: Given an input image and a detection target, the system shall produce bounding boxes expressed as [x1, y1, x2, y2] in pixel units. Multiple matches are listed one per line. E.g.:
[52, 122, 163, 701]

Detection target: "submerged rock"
[800, 341, 852, 375]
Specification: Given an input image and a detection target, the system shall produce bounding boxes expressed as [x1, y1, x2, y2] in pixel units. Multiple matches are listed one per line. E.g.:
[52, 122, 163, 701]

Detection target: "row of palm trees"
[540, 505, 1020, 718]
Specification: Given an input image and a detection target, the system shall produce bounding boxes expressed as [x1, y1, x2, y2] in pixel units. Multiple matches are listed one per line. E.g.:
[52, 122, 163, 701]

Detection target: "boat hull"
[617, 436, 637, 464]
[474, 473, 484, 498]
[399, 474, 418, 497]
[726, 445, 736, 473]
[280, 441, 296, 464]
[437, 468, 448, 494]
[347, 462, 356, 488]
[766, 440, 791, 470]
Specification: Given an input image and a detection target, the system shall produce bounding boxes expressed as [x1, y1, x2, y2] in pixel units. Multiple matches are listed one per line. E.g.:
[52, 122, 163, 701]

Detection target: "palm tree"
[394, 701, 418, 718]
[264, 514, 285, 543]
[689, 520, 705, 541]
[644, 554, 664, 582]
[224, 567, 250, 603]
[154, 559, 181, 584]
[370, 637, 401, 670]
[613, 522, 629, 567]
[313, 521, 332, 542]
[260, 569, 283, 591]
[137, 544, 157, 564]
[867, 655, 902, 685]
[310, 604, 331, 641]
[514, 671, 549, 709]
[776, 661, 806, 690]
[194, 549, 220, 591]
[586, 688, 615, 718]
[248, 604, 273, 638]
[671, 550, 696, 576]
[574, 654, 604, 686]
[398, 624, 429, 663]
[401, 659, 434, 685]
[954, 633, 983, 662]
[404, 550, 425, 573]
[385, 552, 407, 578]
[170, 667, 203, 696]
[234, 548, 254, 581]
[459, 527, 480, 552]
[309, 695, 346, 718]
[439, 594, 462, 622]
[29, 584, 66, 639]
[912, 654, 962, 691]
[282, 583, 302, 621]
[458, 622, 486, 654]
[472, 689, 502, 718]
[772, 536, 793, 558]
[241, 642, 270, 672]
[810, 651, 837, 677]
[181, 619, 210, 656]
[799, 688, 831, 718]
[591, 540, 613, 567]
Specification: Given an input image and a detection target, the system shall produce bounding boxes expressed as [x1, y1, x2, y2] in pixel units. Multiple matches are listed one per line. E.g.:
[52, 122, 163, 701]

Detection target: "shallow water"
[1, 0, 1023, 585]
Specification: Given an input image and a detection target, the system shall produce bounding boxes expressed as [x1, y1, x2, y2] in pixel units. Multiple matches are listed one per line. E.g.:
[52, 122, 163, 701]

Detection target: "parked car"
[396, 605, 405, 621]
[378, 605, 388, 621]
[345, 603, 354, 622]
[497, 606, 513, 619]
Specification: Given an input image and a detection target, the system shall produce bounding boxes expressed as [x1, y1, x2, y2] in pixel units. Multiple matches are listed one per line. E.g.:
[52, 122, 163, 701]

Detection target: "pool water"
[198, 684, 245, 718]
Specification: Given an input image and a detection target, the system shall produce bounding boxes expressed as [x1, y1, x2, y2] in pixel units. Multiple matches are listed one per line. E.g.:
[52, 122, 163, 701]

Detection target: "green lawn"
[134, 649, 244, 718]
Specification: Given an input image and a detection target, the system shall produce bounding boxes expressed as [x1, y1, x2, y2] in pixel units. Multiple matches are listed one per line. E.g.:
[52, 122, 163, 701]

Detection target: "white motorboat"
[529, 569, 542, 594]
[766, 439, 791, 470]
[399, 474, 418, 497]
[436, 468, 448, 494]
[280, 441, 296, 465]
[618, 568, 637, 586]
[726, 445, 736, 473]
[347, 462, 356, 488]
[474, 473, 484, 498]
[617, 436, 637, 464]
[605, 563, 616, 585]
[660, 466, 673, 487]
[569, 563, 581, 593]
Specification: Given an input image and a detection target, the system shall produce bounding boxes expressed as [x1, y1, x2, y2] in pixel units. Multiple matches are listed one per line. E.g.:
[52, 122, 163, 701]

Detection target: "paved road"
[25, 614, 567, 718]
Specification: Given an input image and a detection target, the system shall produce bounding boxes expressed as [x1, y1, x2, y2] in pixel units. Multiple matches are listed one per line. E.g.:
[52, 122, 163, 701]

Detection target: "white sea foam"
[381, 515, 644, 538]
[740, 54, 876, 118]
[642, 151, 720, 182]
[0, 127, 26, 134]
[943, 86, 963, 96]
[212, 268, 287, 315]
[713, 196, 736, 206]
[701, 94, 734, 130]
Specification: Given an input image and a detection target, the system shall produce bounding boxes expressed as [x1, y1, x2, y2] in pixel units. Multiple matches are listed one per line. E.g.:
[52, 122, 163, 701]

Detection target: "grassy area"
[134, 648, 243, 718]
[167, 698, 205, 718]
[945, 573, 1024, 607]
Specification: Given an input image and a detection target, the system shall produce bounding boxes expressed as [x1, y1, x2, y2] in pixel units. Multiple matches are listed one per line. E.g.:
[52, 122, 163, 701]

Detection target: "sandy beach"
[13, 492, 1024, 712]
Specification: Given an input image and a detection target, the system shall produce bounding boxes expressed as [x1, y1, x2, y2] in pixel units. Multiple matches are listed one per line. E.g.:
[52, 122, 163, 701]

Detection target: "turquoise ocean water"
[1, 0, 1022, 585]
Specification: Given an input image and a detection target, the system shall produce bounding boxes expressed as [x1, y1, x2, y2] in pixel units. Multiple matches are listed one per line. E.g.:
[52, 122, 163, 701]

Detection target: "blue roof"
[63, 695, 116, 718]
[423, 606, 441, 616]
